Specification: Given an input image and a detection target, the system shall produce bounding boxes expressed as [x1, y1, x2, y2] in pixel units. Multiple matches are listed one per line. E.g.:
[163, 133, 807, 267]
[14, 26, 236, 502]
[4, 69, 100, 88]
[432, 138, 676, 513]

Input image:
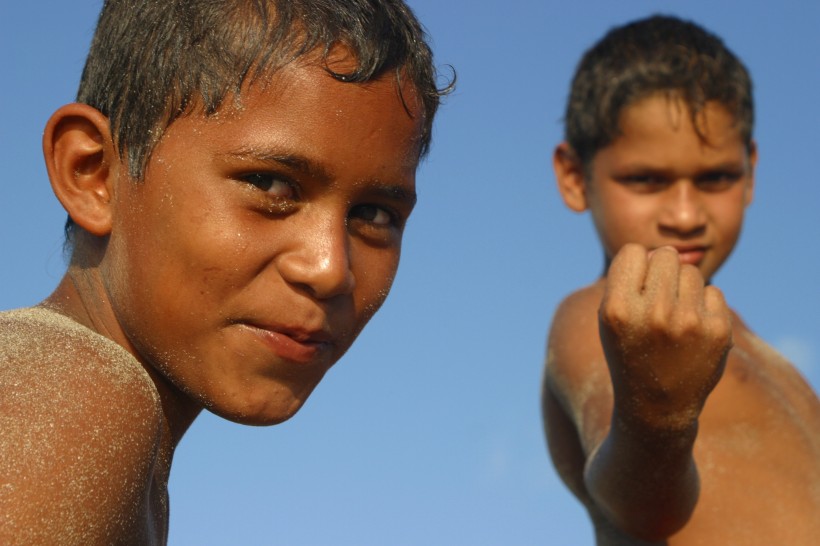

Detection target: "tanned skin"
[0, 50, 424, 545]
[543, 95, 820, 545]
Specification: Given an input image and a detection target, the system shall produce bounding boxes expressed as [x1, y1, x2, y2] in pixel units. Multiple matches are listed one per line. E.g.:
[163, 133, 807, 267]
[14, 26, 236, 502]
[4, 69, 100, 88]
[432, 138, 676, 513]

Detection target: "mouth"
[669, 245, 708, 266]
[240, 322, 333, 364]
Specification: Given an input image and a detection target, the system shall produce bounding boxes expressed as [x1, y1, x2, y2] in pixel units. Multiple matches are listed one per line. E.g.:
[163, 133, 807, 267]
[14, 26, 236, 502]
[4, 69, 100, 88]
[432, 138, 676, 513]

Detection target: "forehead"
[153, 57, 425, 178]
[597, 95, 748, 169]
[622, 95, 740, 140]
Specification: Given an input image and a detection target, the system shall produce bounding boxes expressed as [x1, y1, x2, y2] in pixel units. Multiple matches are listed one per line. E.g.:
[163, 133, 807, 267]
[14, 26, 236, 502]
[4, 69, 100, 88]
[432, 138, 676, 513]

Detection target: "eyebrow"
[222, 147, 332, 180]
[222, 146, 418, 207]
[364, 181, 418, 209]
[616, 157, 748, 175]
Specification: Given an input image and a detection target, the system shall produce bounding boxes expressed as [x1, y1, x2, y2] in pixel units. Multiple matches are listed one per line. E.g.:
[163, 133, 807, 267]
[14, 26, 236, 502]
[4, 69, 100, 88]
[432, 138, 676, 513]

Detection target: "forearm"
[584, 415, 700, 541]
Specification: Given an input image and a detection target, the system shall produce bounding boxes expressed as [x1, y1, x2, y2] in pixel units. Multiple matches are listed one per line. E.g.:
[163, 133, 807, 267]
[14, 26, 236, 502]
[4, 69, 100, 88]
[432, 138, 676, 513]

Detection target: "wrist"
[610, 409, 699, 449]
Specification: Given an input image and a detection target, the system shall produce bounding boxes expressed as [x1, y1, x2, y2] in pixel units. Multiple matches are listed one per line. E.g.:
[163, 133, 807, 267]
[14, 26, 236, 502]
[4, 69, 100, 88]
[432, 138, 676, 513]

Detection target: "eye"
[618, 174, 668, 193]
[241, 173, 296, 198]
[351, 204, 396, 227]
[696, 171, 742, 192]
[624, 174, 662, 184]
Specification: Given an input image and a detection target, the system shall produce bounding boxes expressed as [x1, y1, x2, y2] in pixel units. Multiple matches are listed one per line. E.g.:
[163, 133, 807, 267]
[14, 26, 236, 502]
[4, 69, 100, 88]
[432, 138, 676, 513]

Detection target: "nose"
[277, 216, 356, 300]
[658, 181, 707, 236]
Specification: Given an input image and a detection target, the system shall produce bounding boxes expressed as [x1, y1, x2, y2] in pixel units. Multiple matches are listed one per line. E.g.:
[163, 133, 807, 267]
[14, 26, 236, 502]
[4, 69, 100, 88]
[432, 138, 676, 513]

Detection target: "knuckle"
[646, 308, 671, 336]
[599, 299, 627, 326]
[599, 296, 637, 332]
[711, 317, 733, 344]
[676, 309, 702, 334]
[680, 263, 704, 285]
[621, 242, 644, 255]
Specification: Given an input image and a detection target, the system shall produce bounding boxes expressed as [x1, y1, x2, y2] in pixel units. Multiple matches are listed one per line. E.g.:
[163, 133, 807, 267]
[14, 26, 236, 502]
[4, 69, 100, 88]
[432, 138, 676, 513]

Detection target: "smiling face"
[100, 56, 423, 425]
[561, 94, 755, 281]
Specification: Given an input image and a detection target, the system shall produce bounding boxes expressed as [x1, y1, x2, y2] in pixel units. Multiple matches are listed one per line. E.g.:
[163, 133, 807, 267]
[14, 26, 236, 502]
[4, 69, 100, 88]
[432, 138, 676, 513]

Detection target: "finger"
[677, 263, 705, 309]
[703, 284, 734, 348]
[601, 244, 649, 332]
[703, 284, 731, 321]
[606, 243, 649, 299]
[644, 246, 680, 310]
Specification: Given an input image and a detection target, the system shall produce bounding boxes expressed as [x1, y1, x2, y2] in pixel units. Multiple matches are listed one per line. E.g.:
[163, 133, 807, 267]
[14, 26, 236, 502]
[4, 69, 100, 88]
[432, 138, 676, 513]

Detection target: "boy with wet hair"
[0, 0, 449, 543]
[543, 15, 819, 545]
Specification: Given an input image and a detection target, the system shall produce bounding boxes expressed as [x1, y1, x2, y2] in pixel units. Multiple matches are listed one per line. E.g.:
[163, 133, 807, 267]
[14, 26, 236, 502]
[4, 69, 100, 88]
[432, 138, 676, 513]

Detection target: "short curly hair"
[68, 0, 452, 242]
[563, 14, 754, 172]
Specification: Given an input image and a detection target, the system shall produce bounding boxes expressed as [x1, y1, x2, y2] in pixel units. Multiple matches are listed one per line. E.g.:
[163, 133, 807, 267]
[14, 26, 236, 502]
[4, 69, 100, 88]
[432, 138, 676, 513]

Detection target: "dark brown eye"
[696, 171, 742, 191]
[242, 173, 295, 198]
[352, 204, 393, 226]
[618, 174, 668, 193]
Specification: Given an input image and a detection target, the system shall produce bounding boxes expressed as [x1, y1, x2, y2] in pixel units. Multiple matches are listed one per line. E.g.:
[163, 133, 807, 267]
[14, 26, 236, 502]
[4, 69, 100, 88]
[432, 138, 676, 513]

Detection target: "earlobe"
[553, 142, 589, 213]
[43, 103, 118, 237]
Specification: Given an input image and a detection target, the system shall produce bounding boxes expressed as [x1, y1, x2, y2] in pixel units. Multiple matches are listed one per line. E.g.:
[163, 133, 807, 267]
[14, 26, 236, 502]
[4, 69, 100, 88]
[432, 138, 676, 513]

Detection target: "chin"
[208, 382, 318, 427]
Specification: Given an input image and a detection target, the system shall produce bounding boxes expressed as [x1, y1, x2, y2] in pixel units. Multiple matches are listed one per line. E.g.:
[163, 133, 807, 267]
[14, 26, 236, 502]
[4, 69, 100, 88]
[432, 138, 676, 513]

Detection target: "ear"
[553, 142, 588, 212]
[744, 140, 757, 207]
[43, 103, 120, 237]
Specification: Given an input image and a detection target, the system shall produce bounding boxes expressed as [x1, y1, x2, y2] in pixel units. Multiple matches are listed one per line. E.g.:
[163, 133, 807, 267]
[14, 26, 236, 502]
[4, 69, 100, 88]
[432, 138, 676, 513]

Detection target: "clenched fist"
[599, 244, 733, 433]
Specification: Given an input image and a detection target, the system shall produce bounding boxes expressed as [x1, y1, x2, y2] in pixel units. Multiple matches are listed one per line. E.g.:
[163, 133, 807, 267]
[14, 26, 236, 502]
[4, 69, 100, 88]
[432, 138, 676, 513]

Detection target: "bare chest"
[676, 334, 820, 544]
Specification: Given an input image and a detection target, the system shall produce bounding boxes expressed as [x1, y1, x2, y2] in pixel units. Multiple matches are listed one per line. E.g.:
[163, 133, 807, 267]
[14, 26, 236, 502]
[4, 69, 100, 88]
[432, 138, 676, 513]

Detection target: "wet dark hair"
[69, 0, 452, 241]
[563, 14, 754, 172]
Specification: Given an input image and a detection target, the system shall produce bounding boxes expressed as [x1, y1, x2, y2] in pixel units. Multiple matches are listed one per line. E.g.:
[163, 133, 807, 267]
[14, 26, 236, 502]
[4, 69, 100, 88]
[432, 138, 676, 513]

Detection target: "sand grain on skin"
[0, 306, 165, 544]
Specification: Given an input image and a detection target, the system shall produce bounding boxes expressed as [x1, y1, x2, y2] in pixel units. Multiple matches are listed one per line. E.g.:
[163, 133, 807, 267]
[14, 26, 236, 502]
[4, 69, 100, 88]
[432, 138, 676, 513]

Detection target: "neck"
[44, 267, 203, 448]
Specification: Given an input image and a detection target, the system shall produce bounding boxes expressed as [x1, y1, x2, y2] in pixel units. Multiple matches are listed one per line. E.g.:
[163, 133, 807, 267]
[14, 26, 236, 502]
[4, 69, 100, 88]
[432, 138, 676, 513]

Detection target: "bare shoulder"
[731, 315, 819, 414]
[0, 306, 165, 545]
[547, 283, 605, 362]
[706, 312, 820, 437]
[713, 313, 820, 444]
[680, 313, 820, 544]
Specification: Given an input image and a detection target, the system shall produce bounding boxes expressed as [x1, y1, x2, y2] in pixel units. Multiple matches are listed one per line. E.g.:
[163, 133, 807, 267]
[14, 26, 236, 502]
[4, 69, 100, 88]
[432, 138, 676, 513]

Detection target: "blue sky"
[1, 1, 818, 544]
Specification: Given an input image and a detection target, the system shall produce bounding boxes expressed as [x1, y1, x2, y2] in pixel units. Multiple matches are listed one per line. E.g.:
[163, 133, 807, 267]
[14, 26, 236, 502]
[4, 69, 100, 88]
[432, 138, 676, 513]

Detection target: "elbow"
[589, 472, 697, 542]
[621, 518, 688, 542]
[597, 502, 693, 542]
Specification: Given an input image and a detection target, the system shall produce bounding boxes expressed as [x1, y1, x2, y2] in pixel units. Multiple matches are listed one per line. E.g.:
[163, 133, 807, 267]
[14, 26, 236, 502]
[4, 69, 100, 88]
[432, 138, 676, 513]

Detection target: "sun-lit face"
[584, 94, 755, 280]
[100, 55, 423, 425]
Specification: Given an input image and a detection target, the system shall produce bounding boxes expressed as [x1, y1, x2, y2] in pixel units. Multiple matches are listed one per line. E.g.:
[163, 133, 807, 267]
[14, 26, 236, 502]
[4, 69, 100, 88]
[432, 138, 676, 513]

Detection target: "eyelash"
[625, 175, 661, 183]
[241, 173, 296, 198]
[619, 172, 742, 192]
[619, 175, 667, 192]
[351, 204, 399, 228]
[695, 172, 742, 191]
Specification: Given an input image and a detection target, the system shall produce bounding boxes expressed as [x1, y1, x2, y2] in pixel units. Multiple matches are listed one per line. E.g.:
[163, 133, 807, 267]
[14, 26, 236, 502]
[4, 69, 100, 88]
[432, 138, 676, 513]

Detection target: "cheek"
[592, 195, 655, 248]
[111, 209, 260, 327]
[712, 205, 746, 249]
[164, 228, 265, 313]
[352, 246, 401, 319]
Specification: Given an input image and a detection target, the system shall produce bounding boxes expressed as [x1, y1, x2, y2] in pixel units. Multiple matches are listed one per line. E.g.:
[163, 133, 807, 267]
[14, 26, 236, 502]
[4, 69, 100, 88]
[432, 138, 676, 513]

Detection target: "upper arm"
[542, 287, 614, 487]
[0, 341, 163, 544]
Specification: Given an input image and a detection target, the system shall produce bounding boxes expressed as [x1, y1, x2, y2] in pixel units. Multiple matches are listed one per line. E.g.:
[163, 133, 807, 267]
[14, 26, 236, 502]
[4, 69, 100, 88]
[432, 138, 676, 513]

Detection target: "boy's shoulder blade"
[0, 306, 166, 545]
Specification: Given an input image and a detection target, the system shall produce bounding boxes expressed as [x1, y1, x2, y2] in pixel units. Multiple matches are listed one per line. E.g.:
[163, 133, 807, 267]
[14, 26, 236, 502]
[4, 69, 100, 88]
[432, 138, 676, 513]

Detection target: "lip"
[242, 322, 332, 364]
[669, 245, 708, 266]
